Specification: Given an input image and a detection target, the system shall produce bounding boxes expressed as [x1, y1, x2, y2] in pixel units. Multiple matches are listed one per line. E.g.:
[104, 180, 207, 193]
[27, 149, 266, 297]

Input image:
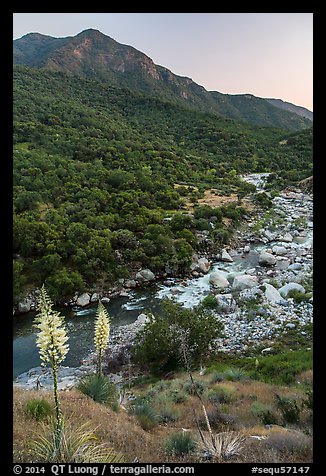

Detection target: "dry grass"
[14, 388, 200, 463]
[220, 380, 304, 427]
[197, 191, 238, 208]
[182, 189, 238, 212]
[14, 388, 166, 463]
[239, 426, 313, 463]
[297, 369, 313, 386]
[14, 372, 313, 463]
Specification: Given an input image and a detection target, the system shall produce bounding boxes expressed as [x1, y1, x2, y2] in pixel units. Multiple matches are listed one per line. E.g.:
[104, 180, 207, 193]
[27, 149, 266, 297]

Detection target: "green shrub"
[131, 404, 158, 431]
[302, 388, 313, 410]
[202, 294, 219, 309]
[244, 349, 313, 385]
[78, 374, 117, 407]
[223, 368, 249, 381]
[45, 268, 85, 300]
[286, 289, 312, 303]
[131, 394, 150, 406]
[211, 227, 231, 244]
[157, 405, 180, 423]
[163, 431, 197, 456]
[220, 203, 245, 221]
[292, 216, 308, 229]
[194, 205, 220, 220]
[268, 278, 280, 289]
[24, 398, 52, 421]
[183, 379, 206, 396]
[133, 298, 223, 373]
[275, 394, 301, 424]
[251, 402, 278, 425]
[262, 431, 312, 457]
[143, 387, 158, 399]
[132, 375, 160, 387]
[254, 192, 273, 209]
[153, 381, 167, 392]
[210, 371, 225, 383]
[170, 391, 188, 404]
[207, 385, 235, 405]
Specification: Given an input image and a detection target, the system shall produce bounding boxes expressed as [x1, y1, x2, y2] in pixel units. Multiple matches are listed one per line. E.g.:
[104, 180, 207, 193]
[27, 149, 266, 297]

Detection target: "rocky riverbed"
[14, 173, 313, 390]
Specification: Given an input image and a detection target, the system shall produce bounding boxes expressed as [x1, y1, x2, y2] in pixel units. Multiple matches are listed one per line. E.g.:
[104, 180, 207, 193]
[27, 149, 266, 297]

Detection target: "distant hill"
[265, 98, 313, 121]
[13, 29, 312, 131]
[13, 62, 312, 299]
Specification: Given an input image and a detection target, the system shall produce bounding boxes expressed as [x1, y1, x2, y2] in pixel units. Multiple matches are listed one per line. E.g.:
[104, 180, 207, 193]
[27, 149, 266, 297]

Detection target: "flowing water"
[13, 173, 312, 379]
[12, 245, 273, 378]
[13, 290, 162, 379]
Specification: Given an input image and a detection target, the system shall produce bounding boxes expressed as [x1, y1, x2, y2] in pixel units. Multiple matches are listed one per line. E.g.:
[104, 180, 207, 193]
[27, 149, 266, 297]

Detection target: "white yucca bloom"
[94, 300, 110, 375]
[34, 285, 69, 368]
[94, 300, 110, 354]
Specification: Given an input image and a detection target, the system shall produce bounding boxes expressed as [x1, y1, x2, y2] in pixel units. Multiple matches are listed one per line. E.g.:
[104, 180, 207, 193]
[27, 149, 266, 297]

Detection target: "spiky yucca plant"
[34, 285, 69, 431]
[31, 416, 124, 463]
[78, 374, 117, 406]
[197, 431, 246, 462]
[94, 300, 110, 375]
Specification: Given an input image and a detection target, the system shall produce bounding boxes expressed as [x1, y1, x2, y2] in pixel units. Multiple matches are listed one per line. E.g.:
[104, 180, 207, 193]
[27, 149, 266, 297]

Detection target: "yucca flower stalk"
[34, 285, 69, 431]
[94, 300, 110, 375]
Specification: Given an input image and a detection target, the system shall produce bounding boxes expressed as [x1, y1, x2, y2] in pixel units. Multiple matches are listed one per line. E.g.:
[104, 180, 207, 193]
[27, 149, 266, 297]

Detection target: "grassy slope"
[14, 366, 313, 463]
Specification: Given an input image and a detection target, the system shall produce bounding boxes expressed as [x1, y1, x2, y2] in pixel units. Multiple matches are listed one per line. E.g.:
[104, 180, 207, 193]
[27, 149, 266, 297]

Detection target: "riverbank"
[14, 174, 313, 389]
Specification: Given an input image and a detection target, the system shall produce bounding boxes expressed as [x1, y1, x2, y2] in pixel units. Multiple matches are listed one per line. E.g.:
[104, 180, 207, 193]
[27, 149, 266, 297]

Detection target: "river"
[13, 173, 313, 380]
[13, 250, 260, 379]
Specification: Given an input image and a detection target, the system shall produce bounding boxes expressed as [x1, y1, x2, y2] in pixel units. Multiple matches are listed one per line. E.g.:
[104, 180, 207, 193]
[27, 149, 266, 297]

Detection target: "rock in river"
[76, 293, 91, 307]
[209, 272, 230, 289]
[279, 232, 293, 242]
[90, 293, 99, 302]
[232, 274, 258, 290]
[258, 251, 276, 267]
[190, 254, 211, 273]
[264, 283, 286, 304]
[272, 245, 288, 256]
[279, 282, 306, 297]
[17, 298, 33, 314]
[135, 269, 155, 282]
[137, 313, 150, 324]
[221, 250, 234, 263]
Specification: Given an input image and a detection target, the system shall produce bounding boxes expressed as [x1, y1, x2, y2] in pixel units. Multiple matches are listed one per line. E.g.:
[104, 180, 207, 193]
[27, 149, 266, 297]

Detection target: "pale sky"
[13, 13, 313, 111]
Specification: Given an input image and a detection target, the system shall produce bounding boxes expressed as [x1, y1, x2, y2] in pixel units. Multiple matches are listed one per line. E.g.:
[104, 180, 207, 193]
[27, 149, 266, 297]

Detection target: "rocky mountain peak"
[13, 30, 313, 130]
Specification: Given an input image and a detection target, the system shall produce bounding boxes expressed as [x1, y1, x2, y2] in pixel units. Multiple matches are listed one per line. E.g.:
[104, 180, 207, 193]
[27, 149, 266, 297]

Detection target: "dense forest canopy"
[13, 66, 313, 301]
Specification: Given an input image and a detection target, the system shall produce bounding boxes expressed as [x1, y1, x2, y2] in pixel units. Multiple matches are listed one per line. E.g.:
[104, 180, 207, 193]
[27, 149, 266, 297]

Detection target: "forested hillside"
[13, 29, 312, 131]
[13, 66, 313, 301]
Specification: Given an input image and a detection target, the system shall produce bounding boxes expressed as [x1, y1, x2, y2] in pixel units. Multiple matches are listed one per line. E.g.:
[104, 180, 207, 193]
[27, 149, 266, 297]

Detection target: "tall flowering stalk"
[34, 285, 69, 430]
[94, 300, 110, 375]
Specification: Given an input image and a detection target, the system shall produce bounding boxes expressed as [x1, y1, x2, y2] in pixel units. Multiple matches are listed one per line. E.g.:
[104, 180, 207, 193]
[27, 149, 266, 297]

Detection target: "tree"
[169, 213, 194, 232]
[133, 299, 224, 373]
[45, 268, 84, 300]
[13, 259, 25, 300]
[173, 238, 193, 272]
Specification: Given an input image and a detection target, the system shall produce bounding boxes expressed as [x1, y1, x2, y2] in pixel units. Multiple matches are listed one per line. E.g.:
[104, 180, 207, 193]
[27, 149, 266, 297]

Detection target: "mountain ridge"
[13, 29, 312, 131]
[265, 98, 313, 121]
